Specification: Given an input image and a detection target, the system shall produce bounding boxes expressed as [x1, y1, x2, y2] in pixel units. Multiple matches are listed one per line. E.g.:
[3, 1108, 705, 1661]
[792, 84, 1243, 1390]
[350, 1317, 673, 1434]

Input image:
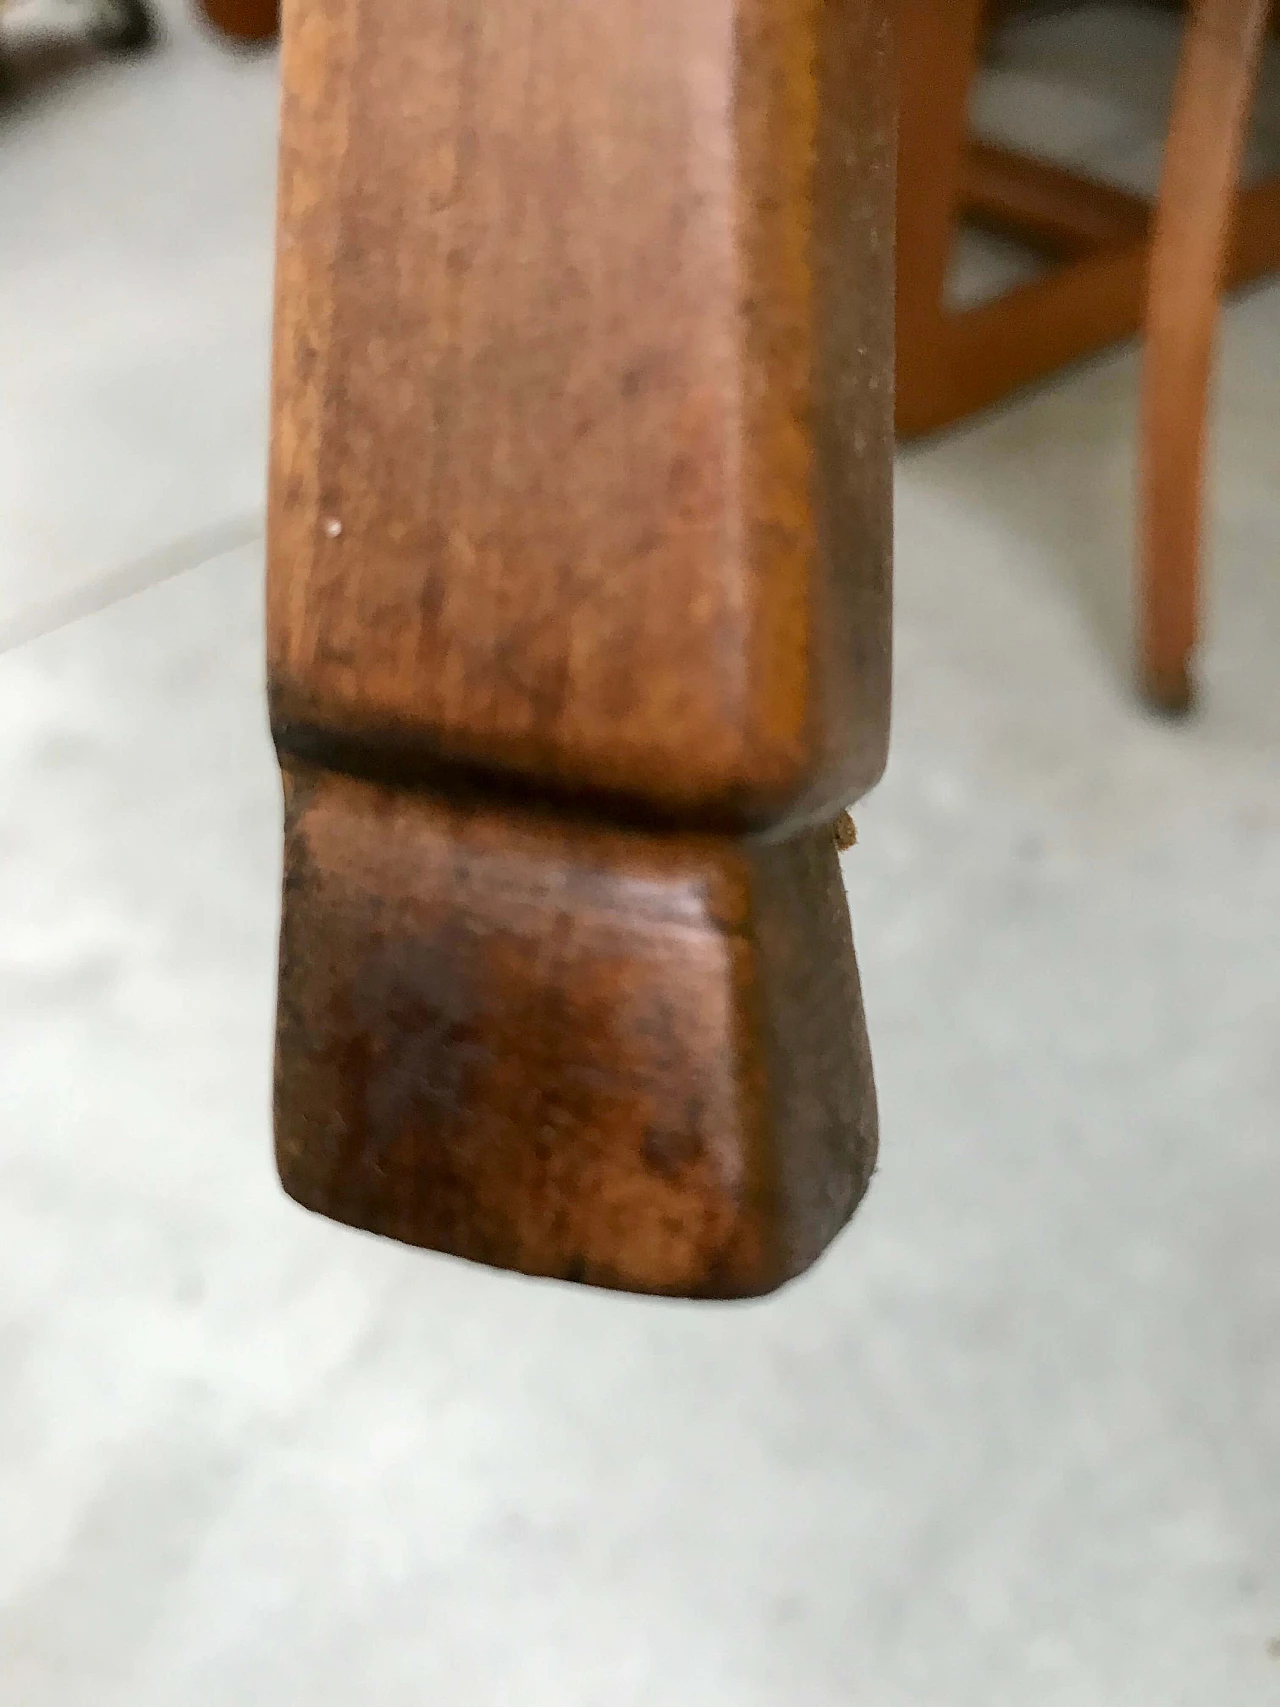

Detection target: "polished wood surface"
[964, 142, 1150, 260]
[897, 0, 986, 439]
[903, 175, 1280, 437]
[270, 0, 892, 831]
[275, 767, 877, 1297]
[268, 0, 894, 1296]
[1140, 0, 1272, 711]
[198, 0, 277, 42]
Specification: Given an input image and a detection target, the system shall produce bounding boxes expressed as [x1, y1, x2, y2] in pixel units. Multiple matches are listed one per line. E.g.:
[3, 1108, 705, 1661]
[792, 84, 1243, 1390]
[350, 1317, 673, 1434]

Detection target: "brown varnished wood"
[198, 0, 277, 42]
[275, 766, 876, 1298]
[269, 0, 892, 832]
[898, 175, 1280, 438]
[1139, 0, 1271, 711]
[267, 0, 893, 1296]
[964, 142, 1150, 260]
[897, 0, 1278, 709]
[897, 0, 1280, 441]
[896, 0, 985, 439]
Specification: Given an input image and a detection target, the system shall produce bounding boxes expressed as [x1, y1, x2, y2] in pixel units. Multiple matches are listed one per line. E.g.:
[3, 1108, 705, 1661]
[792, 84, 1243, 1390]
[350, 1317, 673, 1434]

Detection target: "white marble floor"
[1, 6, 1278, 1705]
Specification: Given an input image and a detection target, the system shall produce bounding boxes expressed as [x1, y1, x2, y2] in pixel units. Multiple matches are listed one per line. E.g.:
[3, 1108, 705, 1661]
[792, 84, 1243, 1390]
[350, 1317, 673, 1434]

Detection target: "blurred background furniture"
[898, 0, 1279, 708]
[198, 0, 274, 42]
[0, 0, 156, 62]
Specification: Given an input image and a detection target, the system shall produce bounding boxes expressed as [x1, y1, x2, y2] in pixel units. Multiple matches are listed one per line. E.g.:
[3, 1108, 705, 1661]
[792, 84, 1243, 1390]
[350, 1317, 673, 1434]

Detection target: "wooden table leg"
[1138, 0, 1271, 711]
[266, 0, 894, 1297]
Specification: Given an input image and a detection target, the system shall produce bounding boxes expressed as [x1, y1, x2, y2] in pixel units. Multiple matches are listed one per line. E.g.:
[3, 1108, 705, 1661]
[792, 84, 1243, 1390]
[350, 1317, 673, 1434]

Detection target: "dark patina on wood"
[267, 0, 893, 1297]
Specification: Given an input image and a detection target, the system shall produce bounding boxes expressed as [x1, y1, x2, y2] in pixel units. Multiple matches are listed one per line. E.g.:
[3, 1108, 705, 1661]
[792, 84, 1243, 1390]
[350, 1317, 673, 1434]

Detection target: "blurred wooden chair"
[199, 0, 276, 43]
[898, 0, 1279, 709]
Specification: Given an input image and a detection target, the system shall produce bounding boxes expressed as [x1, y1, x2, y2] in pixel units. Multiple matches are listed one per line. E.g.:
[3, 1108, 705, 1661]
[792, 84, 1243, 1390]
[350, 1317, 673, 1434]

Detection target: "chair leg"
[265, 0, 894, 1298]
[896, 0, 987, 432]
[198, 0, 277, 43]
[1138, 0, 1270, 711]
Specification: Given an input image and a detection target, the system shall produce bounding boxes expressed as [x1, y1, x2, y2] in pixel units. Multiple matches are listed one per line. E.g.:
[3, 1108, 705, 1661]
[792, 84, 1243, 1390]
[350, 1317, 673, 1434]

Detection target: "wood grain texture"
[268, 0, 894, 1295]
[275, 765, 877, 1298]
[268, 0, 892, 830]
